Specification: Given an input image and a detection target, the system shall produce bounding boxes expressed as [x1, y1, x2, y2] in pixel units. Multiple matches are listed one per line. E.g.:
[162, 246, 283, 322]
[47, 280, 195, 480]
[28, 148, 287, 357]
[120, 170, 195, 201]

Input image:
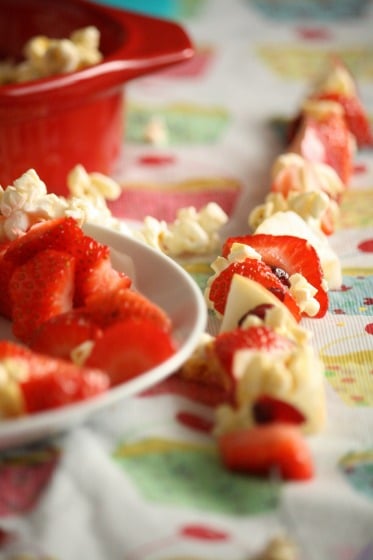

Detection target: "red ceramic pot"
[0, 0, 194, 195]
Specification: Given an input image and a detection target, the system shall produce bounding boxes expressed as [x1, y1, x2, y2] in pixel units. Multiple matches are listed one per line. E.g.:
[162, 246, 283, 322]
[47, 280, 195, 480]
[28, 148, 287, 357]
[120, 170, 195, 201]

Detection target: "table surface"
[1, 1, 373, 559]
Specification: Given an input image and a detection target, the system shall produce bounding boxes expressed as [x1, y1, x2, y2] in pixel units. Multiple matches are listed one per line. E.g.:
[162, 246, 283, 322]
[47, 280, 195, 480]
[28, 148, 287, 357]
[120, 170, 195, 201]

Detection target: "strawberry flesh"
[9, 249, 75, 343]
[0, 341, 109, 413]
[218, 423, 314, 481]
[253, 395, 305, 425]
[84, 287, 172, 332]
[29, 309, 103, 361]
[314, 92, 373, 148]
[70, 234, 131, 306]
[214, 325, 294, 378]
[0, 242, 16, 319]
[4, 217, 84, 266]
[288, 109, 353, 185]
[85, 318, 176, 386]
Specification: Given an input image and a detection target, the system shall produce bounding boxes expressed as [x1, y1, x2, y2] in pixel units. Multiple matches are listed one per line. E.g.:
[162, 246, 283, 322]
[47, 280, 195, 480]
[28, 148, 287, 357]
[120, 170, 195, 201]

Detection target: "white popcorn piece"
[134, 203, 228, 257]
[271, 153, 345, 198]
[0, 26, 103, 84]
[228, 242, 262, 262]
[70, 340, 95, 367]
[134, 216, 169, 251]
[251, 533, 300, 560]
[0, 358, 28, 418]
[313, 60, 356, 97]
[67, 164, 121, 201]
[288, 273, 320, 317]
[0, 166, 130, 242]
[144, 116, 168, 145]
[250, 153, 344, 233]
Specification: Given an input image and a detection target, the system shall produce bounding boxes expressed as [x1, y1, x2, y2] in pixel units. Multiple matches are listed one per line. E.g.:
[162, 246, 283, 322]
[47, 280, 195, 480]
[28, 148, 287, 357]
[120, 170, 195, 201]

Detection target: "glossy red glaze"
[0, 0, 194, 194]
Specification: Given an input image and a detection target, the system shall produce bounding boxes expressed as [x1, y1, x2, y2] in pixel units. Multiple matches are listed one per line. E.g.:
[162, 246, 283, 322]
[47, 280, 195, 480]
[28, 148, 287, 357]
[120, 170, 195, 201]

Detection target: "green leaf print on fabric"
[113, 438, 279, 516]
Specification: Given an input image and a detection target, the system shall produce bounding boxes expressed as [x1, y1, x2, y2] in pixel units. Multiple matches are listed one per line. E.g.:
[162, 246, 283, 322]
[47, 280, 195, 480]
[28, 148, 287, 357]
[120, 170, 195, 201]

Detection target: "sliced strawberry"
[74, 243, 131, 307]
[69, 233, 132, 307]
[218, 423, 314, 481]
[313, 92, 373, 148]
[208, 258, 300, 320]
[9, 249, 75, 343]
[0, 241, 16, 319]
[0, 340, 109, 413]
[29, 309, 103, 361]
[84, 287, 172, 332]
[2, 216, 132, 307]
[222, 234, 328, 318]
[4, 217, 84, 266]
[320, 204, 337, 236]
[214, 325, 294, 378]
[287, 106, 353, 185]
[253, 395, 305, 425]
[85, 318, 176, 386]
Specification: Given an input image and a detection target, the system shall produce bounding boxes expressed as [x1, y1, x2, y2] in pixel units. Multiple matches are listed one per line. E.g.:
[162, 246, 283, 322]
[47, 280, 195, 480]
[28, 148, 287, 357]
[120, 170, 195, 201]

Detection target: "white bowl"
[0, 224, 207, 449]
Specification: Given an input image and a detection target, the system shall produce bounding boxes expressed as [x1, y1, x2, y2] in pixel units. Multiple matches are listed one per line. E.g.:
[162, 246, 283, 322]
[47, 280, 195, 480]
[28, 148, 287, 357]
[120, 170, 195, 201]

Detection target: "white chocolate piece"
[220, 274, 309, 345]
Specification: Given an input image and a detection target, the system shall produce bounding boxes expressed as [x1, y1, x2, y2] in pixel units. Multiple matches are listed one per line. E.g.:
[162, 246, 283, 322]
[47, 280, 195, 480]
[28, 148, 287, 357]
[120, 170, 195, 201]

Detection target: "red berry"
[9, 249, 75, 343]
[29, 309, 103, 361]
[85, 318, 176, 386]
[314, 91, 373, 148]
[0, 241, 16, 319]
[4, 217, 84, 266]
[70, 234, 131, 307]
[218, 423, 314, 481]
[84, 287, 171, 332]
[214, 325, 294, 377]
[0, 341, 109, 413]
[253, 395, 305, 425]
[288, 107, 353, 185]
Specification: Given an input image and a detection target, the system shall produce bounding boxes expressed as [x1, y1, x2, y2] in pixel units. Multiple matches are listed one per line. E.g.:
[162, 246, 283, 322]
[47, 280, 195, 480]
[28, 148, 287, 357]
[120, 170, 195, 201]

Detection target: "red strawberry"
[222, 234, 328, 318]
[214, 325, 294, 378]
[72, 234, 131, 306]
[208, 258, 300, 320]
[287, 105, 353, 185]
[85, 318, 176, 386]
[0, 241, 16, 319]
[319, 204, 337, 236]
[218, 423, 314, 481]
[9, 249, 75, 343]
[4, 217, 84, 266]
[29, 309, 103, 361]
[0, 341, 109, 413]
[313, 91, 373, 148]
[84, 287, 172, 332]
[253, 395, 305, 425]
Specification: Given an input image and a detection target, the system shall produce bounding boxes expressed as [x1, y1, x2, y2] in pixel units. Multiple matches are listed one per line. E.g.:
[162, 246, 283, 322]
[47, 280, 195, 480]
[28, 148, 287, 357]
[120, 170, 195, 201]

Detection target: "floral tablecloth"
[1, 1, 373, 558]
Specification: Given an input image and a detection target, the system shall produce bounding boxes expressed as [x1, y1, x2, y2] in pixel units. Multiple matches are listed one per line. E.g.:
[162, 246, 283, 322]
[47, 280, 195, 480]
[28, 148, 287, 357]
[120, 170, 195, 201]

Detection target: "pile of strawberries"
[0, 217, 176, 416]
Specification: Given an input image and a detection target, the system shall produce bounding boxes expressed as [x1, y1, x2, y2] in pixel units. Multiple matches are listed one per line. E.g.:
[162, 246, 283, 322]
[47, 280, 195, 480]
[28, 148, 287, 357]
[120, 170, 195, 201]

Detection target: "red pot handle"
[101, 4, 195, 81]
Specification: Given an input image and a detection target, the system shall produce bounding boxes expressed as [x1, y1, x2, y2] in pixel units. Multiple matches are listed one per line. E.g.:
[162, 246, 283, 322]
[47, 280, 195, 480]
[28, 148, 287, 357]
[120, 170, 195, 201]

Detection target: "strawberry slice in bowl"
[85, 318, 177, 387]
